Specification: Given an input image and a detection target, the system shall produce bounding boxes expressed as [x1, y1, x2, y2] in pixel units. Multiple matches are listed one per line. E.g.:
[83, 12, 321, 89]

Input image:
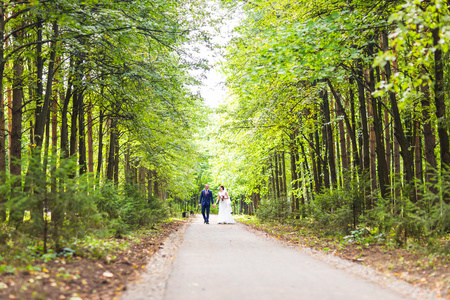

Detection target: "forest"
[213, 0, 450, 247]
[0, 0, 213, 252]
[0, 0, 449, 297]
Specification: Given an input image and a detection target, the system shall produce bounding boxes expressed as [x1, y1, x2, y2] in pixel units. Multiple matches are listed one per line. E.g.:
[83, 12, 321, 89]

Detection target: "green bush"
[256, 197, 290, 222]
[311, 172, 368, 235]
[118, 182, 168, 228]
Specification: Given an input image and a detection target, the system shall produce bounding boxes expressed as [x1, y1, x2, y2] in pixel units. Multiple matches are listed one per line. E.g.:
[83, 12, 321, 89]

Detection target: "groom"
[199, 184, 215, 224]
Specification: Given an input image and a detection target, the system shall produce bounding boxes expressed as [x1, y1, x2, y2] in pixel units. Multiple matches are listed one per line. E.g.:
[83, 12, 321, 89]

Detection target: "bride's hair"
[220, 185, 225, 190]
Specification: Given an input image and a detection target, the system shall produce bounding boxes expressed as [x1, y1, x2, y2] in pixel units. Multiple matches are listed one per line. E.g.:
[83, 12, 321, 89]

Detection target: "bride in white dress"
[215, 185, 236, 224]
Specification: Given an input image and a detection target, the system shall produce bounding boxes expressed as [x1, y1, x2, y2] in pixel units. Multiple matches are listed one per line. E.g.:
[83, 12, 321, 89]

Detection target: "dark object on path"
[182, 211, 189, 218]
[190, 210, 194, 216]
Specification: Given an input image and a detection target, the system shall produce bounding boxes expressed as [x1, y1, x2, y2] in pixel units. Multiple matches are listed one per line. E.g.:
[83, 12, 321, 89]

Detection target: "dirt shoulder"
[0, 219, 187, 300]
[236, 216, 449, 299]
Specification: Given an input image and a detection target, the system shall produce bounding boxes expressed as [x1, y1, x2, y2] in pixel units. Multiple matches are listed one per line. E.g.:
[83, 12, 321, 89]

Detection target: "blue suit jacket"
[199, 189, 214, 207]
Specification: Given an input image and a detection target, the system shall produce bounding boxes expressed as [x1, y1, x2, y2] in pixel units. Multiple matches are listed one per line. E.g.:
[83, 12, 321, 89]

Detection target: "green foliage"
[311, 172, 369, 235]
[119, 183, 168, 228]
[256, 197, 291, 222]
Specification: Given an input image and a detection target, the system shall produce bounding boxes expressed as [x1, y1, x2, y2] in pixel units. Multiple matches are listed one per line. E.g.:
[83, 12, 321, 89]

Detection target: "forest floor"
[235, 215, 450, 299]
[0, 219, 186, 300]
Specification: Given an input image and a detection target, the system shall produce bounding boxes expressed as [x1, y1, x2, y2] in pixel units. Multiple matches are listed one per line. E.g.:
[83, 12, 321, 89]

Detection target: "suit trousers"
[201, 205, 210, 223]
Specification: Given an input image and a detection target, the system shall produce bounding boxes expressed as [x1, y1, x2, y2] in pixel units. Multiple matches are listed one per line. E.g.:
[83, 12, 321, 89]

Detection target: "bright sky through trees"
[189, 2, 241, 108]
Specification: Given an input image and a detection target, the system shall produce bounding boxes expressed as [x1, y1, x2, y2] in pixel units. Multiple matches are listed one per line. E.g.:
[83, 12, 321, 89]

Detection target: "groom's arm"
[199, 191, 203, 205]
[210, 193, 214, 205]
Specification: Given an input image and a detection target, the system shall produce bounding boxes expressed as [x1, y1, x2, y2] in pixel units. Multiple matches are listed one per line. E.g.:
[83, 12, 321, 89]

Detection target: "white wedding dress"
[217, 190, 236, 224]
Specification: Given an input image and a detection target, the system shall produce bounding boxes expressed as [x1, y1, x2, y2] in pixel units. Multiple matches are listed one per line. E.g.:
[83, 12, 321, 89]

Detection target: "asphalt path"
[163, 215, 409, 300]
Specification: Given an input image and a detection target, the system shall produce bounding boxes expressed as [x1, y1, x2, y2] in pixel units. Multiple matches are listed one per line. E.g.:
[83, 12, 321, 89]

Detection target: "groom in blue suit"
[199, 184, 215, 224]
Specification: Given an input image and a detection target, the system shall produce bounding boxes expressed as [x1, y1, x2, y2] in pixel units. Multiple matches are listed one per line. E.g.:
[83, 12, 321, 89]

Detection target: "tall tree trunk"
[290, 133, 298, 215]
[322, 126, 330, 189]
[432, 23, 450, 176]
[315, 131, 323, 191]
[34, 21, 58, 149]
[154, 171, 159, 199]
[0, 4, 5, 220]
[321, 86, 337, 187]
[349, 78, 361, 169]
[33, 18, 43, 147]
[384, 109, 391, 192]
[114, 131, 119, 185]
[309, 133, 318, 194]
[96, 109, 104, 177]
[281, 151, 287, 195]
[69, 89, 79, 159]
[7, 76, 11, 164]
[51, 80, 58, 194]
[87, 102, 94, 173]
[420, 81, 437, 194]
[414, 120, 423, 185]
[9, 49, 24, 226]
[78, 91, 86, 175]
[274, 152, 280, 198]
[356, 59, 370, 174]
[337, 101, 348, 171]
[60, 74, 72, 160]
[106, 118, 116, 181]
[139, 167, 146, 193]
[368, 78, 377, 195]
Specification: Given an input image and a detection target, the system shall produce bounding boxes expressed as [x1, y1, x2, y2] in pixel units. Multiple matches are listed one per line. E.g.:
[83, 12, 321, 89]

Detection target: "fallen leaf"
[102, 271, 114, 278]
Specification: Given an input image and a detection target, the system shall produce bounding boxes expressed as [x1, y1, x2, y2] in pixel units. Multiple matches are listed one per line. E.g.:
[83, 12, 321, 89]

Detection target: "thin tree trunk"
[307, 133, 317, 195]
[290, 133, 298, 215]
[106, 118, 116, 181]
[356, 59, 370, 174]
[321, 86, 337, 187]
[337, 100, 348, 171]
[349, 78, 361, 169]
[420, 80, 437, 195]
[69, 89, 79, 159]
[281, 151, 287, 195]
[367, 73, 377, 195]
[322, 126, 330, 189]
[414, 120, 423, 185]
[274, 152, 280, 198]
[315, 131, 323, 191]
[87, 102, 94, 173]
[384, 109, 391, 192]
[96, 109, 104, 178]
[60, 74, 72, 160]
[78, 91, 86, 175]
[114, 131, 119, 185]
[154, 172, 159, 199]
[51, 79, 58, 194]
[34, 21, 58, 149]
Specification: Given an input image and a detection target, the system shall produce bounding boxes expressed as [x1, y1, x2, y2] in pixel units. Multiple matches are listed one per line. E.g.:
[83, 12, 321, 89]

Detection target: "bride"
[216, 185, 236, 224]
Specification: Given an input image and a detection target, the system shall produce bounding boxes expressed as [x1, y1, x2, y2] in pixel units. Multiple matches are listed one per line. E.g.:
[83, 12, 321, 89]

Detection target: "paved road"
[164, 215, 408, 300]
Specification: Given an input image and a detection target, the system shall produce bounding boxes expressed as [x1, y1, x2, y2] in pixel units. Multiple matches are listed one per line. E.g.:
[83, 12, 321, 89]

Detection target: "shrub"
[256, 197, 290, 222]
